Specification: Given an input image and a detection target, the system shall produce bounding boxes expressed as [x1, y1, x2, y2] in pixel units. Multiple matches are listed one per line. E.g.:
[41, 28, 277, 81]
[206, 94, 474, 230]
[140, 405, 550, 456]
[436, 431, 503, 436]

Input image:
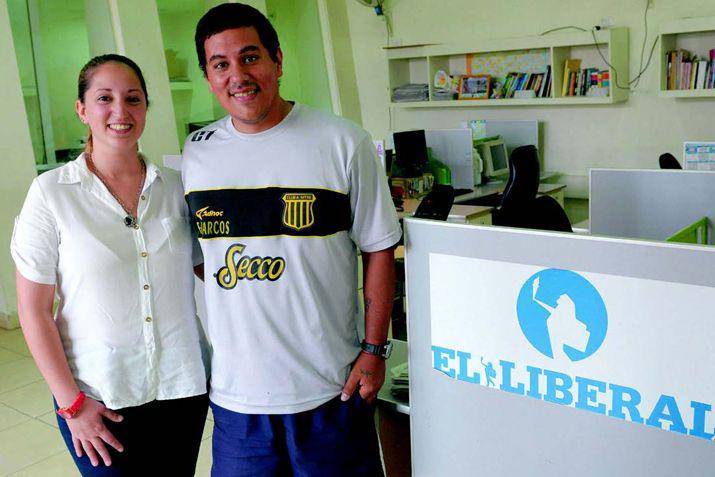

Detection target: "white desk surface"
[399, 198, 492, 221]
[454, 182, 566, 203]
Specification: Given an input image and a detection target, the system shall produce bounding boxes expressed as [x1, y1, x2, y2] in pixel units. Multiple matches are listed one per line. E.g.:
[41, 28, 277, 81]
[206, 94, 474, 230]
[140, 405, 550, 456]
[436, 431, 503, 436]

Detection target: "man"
[181, 3, 401, 476]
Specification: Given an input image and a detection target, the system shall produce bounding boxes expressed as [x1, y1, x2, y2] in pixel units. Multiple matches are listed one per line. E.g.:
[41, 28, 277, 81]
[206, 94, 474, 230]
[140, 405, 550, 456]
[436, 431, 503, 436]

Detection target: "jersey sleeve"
[11, 179, 59, 285]
[348, 136, 402, 252]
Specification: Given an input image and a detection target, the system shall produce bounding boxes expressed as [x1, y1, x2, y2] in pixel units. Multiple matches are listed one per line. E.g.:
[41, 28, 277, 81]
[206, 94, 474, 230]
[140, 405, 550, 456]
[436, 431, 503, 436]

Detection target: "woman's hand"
[65, 398, 124, 467]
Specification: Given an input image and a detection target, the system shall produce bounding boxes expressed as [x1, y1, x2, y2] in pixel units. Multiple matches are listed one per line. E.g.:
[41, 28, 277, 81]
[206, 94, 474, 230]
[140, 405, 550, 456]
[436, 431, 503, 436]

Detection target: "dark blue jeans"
[56, 393, 208, 477]
[211, 394, 384, 477]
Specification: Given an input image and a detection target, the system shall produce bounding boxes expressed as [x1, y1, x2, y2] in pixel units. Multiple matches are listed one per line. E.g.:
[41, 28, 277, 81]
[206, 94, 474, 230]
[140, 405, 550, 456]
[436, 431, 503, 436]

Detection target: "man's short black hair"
[195, 3, 281, 76]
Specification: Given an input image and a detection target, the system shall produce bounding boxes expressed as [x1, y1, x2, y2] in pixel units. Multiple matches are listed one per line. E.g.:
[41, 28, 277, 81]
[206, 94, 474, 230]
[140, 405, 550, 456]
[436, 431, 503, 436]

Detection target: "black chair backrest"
[414, 185, 455, 221]
[529, 196, 573, 232]
[500, 145, 540, 211]
[492, 195, 573, 232]
[659, 153, 682, 169]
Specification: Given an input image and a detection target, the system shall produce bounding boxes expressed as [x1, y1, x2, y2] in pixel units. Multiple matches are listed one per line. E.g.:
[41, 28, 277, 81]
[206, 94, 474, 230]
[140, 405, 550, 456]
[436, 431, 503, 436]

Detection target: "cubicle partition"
[590, 169, 715, 244]
[404, 219, 715, 476]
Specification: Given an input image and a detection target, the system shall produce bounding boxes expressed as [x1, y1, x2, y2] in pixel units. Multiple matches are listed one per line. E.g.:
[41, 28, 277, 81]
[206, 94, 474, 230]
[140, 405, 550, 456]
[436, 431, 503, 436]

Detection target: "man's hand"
[66, 398, 124, 467]
[341, 352, 386, 404]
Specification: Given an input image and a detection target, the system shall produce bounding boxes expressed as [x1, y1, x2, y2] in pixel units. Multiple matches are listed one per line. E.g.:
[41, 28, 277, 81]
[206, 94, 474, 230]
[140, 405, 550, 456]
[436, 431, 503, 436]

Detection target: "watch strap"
[56, 391, 86, 420]
[360, 340, 392, 359]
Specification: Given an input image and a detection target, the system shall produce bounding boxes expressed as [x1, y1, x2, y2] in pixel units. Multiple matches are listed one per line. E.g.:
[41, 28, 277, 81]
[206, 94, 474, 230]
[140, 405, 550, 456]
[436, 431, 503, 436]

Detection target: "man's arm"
[341, 247, 395, 403]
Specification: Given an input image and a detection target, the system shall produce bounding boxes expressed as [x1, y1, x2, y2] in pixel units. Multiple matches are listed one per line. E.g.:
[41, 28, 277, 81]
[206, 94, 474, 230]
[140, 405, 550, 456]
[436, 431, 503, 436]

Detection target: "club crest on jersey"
[215, 243, 286, 290]
[281, 193, 316, 231]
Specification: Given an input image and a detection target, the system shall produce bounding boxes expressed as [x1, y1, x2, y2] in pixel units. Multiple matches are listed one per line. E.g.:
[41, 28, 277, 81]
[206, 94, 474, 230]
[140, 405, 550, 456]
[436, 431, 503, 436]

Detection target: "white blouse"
[11, 153, 207, 410]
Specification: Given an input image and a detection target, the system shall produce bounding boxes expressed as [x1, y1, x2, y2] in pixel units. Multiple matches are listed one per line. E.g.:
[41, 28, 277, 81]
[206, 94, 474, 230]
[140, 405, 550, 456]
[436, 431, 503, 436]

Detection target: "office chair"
[414, 184, 455, 221]
[492, 145, 572, 232]
[500, 145, 540, 211]
[659, 152, 682, 169]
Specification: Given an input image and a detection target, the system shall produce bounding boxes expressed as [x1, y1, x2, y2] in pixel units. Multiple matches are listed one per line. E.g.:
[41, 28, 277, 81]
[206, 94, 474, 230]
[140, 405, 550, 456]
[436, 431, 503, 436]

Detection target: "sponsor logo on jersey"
[194, 206, 230, 237]
[281, 193, 316, 231]
[215, 243, 286, 290]
[195, 206, 225, 220]
[190, 130, 216, 142]
[185, 187, 350, 239]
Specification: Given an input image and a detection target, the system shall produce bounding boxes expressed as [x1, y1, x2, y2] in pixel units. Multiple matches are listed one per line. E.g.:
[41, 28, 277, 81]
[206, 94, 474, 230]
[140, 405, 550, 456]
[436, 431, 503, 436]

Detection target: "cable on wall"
[542, 0, 657, 92]
[592, 0, 658, 91]
[540, 26, 588, 35]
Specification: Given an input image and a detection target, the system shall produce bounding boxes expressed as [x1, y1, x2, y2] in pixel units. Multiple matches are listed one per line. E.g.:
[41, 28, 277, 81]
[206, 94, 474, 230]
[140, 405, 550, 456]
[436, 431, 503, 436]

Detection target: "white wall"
[0, 0, 40, 328]
[345, 0, 715, 197]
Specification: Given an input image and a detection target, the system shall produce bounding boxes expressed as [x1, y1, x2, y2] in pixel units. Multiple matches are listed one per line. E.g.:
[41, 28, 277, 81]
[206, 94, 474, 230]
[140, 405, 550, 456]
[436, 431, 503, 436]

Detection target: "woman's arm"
[16, 272, 124, 467]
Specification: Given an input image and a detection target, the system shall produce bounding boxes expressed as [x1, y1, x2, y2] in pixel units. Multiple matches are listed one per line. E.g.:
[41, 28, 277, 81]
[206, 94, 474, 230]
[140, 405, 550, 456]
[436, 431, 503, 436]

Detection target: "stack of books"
[561, 59, 610, 97]
[666, 49, 715, 90]
[493, 66, 552, 99]
[392, 83, 429, 102]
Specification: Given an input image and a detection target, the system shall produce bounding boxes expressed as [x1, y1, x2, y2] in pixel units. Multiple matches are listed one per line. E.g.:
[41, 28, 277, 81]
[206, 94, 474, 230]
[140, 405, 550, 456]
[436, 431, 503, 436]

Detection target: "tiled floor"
[0, 327, 214, 476]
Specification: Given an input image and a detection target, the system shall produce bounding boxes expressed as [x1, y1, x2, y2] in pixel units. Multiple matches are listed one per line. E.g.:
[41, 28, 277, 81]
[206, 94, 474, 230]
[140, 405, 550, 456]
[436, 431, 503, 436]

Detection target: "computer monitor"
[393, 129, 428, 177]
[476, 138, 509, 180]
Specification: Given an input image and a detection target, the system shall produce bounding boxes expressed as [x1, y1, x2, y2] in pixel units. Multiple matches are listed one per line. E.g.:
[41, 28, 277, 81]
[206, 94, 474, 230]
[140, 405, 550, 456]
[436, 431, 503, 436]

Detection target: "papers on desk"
[390, 362, 409, 402]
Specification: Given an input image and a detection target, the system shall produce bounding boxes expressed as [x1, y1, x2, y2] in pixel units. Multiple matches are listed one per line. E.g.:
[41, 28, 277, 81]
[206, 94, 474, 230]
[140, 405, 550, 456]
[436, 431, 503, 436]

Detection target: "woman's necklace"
[86, 153, 146, 228]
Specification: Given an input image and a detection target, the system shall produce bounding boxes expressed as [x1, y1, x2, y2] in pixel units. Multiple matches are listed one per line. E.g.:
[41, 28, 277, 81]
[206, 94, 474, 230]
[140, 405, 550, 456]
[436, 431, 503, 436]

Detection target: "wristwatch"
[360, 340, 393, 359]
[56, 391, 86, 420]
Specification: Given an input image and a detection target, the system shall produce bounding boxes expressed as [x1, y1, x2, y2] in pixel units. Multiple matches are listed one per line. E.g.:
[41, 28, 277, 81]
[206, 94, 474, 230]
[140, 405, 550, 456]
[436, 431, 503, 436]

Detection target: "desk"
[454, 182, 566, 208]
[400, 199, 492, 225]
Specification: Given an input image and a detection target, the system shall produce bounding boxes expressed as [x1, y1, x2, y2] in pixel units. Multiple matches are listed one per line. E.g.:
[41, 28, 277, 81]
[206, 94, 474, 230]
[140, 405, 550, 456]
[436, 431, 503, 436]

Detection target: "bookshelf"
[387, 28, 629, 108]
[659, 17, 715, 98]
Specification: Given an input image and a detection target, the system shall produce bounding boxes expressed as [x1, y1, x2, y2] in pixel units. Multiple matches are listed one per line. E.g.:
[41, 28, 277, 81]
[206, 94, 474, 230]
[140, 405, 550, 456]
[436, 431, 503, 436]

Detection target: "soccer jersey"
[182, 104, 401, 414]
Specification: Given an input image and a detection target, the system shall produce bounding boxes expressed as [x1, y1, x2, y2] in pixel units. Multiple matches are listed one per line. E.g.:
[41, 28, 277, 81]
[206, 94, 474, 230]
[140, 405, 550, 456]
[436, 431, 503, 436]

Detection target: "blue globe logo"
[516, 269, 607, 361]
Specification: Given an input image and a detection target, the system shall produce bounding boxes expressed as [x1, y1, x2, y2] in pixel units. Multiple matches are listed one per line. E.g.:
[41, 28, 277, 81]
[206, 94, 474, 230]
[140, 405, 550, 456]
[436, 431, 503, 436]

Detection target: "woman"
[11, 54, 208, 476]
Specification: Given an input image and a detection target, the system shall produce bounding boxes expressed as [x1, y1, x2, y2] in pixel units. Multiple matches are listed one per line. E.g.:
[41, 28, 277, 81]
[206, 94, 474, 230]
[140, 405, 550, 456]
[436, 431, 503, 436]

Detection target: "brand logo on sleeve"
[215, 243, 286, 290]
[190, 130, 217, 142]
[281, 193, 316, 231]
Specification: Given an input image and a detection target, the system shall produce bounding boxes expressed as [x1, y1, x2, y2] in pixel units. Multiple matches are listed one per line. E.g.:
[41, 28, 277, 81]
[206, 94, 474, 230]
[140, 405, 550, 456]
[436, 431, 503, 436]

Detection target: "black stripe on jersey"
[185, 188, 352, 239]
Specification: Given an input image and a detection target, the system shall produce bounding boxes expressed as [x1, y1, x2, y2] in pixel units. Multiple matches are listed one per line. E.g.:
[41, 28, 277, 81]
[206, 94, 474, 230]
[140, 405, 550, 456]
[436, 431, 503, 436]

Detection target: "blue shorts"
[211, 394, 384, 477]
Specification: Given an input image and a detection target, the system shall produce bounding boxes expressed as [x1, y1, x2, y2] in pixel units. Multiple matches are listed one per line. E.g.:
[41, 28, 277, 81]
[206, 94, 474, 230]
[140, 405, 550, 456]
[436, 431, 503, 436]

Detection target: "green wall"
[158, 2, 217, 142]
[266, 0, 333, 113]
[38, 1, 89, 152]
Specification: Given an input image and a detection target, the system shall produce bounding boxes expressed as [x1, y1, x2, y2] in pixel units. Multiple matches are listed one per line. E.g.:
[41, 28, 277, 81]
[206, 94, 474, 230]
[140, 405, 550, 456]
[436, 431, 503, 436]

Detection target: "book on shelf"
[561, 59, 582, 97]
[494, 66, 552, 99]
[666, 48, 715, 90]
[562, 65, 610, 97]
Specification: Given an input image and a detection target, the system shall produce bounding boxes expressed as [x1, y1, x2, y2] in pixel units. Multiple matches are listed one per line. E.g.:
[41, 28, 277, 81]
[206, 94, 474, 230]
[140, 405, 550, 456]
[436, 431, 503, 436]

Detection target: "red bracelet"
[56, 391, 86, 420]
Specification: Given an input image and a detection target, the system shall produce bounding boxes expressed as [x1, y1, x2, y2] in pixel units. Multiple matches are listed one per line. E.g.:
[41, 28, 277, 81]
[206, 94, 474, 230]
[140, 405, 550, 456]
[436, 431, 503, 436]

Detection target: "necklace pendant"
[124, 216, 137, 228]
